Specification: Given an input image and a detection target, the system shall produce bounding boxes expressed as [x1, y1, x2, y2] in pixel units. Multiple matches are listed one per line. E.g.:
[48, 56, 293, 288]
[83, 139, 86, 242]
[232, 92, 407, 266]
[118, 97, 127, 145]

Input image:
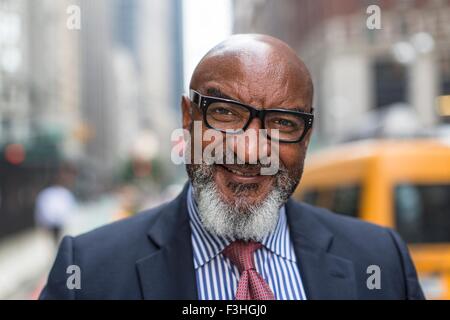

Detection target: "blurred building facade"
[233, 0, 450, 145]
[79, 0, 184, 194]
[1, 0, 82, 156]
[1, 0, 83, 237]
[0, 0, 184, 237]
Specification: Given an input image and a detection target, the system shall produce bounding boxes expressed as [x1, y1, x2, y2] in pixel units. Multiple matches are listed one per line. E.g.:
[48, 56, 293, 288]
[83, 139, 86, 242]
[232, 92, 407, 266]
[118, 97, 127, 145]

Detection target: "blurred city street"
[0, 184, 182, 300]
[0, 195, 119, 299]
[1, 0, 450, 299]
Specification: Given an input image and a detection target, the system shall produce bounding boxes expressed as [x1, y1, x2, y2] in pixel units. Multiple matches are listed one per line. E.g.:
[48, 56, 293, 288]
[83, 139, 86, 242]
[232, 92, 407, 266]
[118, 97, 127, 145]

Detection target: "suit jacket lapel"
[136, 184, 198, 299]
[286, 199, 357, 299]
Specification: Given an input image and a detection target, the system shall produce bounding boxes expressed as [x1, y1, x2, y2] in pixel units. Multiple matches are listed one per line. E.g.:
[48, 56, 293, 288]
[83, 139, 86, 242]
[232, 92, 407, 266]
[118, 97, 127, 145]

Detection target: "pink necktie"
[222, 240, 275, 300]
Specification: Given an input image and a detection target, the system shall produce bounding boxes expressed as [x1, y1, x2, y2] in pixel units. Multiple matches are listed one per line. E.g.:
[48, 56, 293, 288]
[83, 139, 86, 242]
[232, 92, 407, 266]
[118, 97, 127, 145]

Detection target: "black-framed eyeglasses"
[189, 89, 314, 143]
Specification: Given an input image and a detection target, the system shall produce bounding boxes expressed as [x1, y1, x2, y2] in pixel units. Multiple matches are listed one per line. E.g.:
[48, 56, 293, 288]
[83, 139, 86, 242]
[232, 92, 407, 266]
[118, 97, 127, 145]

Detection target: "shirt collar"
[187, 184, 296, 269]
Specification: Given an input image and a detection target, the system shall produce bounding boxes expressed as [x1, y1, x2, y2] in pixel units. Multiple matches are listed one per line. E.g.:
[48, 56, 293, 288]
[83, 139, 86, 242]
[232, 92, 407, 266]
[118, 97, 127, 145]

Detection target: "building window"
[440, 53, 450, 95]
[373, 59, 408, 108]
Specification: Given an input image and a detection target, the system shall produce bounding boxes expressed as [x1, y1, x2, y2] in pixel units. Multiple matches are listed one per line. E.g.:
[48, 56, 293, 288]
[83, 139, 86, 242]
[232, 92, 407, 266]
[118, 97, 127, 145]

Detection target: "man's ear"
[181, 95, 192, 130]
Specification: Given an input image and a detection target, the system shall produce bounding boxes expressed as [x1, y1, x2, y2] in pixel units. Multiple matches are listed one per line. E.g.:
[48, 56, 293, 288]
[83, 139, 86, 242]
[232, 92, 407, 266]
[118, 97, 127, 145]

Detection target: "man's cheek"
[283, 150, 306, 177]
[278, 147, 300, 168]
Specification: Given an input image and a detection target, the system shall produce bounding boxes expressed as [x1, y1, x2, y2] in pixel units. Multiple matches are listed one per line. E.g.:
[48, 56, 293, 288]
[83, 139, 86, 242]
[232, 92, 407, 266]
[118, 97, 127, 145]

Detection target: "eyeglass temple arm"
[189, 89, 201, 105]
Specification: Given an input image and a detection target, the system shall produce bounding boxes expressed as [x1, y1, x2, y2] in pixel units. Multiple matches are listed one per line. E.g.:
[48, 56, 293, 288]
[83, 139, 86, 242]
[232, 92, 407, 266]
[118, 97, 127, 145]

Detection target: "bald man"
[40, 34, 424, 300]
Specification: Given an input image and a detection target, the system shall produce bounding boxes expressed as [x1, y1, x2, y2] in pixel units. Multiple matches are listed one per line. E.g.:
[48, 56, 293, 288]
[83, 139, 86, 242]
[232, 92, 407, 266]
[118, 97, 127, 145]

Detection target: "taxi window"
[332, 185, 360, 218]
[395, 184, 450, 243]
[302, 185, 361, 218]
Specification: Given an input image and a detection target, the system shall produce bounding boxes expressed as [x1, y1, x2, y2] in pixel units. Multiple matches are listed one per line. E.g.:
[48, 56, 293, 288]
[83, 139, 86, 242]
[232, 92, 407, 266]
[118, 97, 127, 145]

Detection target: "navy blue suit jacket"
[40, 184, 425, 299]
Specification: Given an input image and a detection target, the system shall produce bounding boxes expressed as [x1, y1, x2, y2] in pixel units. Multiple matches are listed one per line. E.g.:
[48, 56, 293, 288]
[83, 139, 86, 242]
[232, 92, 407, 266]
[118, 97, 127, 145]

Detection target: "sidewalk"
[0, 195, 118, 300]
[0, 229, 54, 299]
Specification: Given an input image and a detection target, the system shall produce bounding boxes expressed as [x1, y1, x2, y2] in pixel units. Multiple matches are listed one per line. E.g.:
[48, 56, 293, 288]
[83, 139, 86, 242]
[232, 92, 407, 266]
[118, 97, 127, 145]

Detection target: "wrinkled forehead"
[190, 41, 312, 108]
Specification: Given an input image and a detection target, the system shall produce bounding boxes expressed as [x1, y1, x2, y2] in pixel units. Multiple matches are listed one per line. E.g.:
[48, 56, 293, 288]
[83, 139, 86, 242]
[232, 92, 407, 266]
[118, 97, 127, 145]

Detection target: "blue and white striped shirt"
[187, 185, 307, 300]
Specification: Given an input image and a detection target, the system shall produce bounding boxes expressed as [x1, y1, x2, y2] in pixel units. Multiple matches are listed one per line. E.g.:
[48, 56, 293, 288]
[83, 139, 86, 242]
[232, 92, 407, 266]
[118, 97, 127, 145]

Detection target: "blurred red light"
[4, 144, 26, 165]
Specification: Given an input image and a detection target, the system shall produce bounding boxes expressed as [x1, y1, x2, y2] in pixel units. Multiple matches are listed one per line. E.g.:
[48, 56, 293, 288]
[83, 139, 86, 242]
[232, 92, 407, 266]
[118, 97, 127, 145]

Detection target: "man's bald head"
[190, 34, 314, 110]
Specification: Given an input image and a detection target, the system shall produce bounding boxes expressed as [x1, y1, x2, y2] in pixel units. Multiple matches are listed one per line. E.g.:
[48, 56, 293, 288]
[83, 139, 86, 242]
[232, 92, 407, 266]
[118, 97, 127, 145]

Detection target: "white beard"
[194, 181, 284, 242]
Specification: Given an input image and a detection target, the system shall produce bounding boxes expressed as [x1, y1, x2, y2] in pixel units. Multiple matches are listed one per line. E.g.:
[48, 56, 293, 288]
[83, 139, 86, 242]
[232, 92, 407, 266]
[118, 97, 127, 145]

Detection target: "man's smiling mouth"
[217, 164, 264, 177]
[219, 165, 260, 177]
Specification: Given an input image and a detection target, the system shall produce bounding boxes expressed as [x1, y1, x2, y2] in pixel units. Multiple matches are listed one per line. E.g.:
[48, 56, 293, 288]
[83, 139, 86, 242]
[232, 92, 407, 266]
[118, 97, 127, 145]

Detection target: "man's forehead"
[194, 81, 308, 113]
[192, 63, 310, 110]
[192, 40, 291, 84]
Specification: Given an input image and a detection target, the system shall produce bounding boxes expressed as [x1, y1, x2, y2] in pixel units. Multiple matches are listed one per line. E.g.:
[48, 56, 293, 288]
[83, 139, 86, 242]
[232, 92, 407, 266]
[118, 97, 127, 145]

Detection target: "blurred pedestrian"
[34, 163, 77, 245]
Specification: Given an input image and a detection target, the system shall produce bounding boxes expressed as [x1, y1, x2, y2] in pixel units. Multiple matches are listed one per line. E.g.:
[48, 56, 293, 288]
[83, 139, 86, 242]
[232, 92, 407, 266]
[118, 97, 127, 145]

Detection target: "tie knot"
[222, 240, 263, 273]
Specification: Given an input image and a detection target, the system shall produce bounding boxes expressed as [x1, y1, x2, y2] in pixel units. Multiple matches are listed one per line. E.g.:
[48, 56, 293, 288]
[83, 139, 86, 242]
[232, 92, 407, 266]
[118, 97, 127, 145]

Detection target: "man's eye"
[214, 107, 232, 115]
[274, 119, 294, 127]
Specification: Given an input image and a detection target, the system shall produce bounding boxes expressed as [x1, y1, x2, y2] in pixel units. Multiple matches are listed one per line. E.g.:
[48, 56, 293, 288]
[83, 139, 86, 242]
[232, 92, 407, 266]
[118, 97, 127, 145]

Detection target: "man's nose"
[228, 118, 271, 164]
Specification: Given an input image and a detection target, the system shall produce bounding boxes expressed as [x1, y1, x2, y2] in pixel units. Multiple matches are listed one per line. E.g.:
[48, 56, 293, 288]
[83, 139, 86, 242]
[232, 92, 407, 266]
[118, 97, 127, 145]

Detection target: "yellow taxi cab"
[293, 139, 450, 299]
